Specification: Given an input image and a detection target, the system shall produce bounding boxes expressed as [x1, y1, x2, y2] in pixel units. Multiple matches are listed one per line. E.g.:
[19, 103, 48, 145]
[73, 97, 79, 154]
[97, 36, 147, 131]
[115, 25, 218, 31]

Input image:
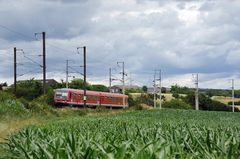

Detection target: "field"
[212, 96, 240, 110]
[1, 109, 240, 158]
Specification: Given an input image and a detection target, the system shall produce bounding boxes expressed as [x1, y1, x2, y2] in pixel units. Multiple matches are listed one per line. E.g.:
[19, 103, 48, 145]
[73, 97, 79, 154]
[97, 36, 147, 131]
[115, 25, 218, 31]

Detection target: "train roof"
[55, 88, 128, 97]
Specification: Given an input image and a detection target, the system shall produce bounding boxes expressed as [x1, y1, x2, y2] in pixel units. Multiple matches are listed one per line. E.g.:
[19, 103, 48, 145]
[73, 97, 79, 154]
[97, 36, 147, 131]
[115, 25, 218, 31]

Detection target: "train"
[54, 88, 128, 108]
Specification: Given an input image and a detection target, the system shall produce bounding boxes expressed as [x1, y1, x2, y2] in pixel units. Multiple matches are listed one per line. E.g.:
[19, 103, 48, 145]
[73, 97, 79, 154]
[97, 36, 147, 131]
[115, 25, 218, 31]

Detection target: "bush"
[0, 91, 29, 119]
[163, 99, 192, 110]
[26, 91, 59, 115]
[228, 101, 240, 105]
[127, 94, 141, 107]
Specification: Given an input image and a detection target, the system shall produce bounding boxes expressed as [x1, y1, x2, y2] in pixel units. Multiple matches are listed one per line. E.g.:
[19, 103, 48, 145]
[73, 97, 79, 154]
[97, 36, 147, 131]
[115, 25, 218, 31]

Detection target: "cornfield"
[2, 109, 240, 158]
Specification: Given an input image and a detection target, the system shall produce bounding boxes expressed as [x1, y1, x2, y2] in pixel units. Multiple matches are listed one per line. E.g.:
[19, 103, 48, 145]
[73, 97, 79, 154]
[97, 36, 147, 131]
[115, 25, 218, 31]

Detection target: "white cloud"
[0, 0, 240, 89]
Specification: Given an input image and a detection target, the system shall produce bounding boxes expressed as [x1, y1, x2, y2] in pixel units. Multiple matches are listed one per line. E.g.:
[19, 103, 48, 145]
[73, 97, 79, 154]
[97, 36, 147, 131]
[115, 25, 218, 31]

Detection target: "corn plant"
[2, 109, 240, 158]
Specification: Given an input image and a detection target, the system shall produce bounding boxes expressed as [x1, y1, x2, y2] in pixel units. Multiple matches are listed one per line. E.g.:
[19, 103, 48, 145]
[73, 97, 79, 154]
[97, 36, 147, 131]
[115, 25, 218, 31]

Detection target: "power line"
[0, 24, 36, 41]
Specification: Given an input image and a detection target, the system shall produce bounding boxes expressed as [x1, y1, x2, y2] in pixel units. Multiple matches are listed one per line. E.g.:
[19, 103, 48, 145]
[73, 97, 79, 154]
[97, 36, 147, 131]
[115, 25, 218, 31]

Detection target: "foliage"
[27, 98, 57, 115]
[90, 84, 109, 92]
[3, 109, 240, 158]
[170, 84, 193, 94]
[0, 91, 29, 119]
[7, 79, 43, 101]
[228, 101, 240, 105]
[127, 94, 141, 107]
[140, 94, 154, 106]
[172, 91, 179, 99]
[163, 99, 192, 110]
[125, 88, 144, 94]
[161, 87, 167, 93]
[183, 93, 238, 112]
[142, 85, 148, 93]
[69, 79, 91, 90]
[202, 88, 231, 97]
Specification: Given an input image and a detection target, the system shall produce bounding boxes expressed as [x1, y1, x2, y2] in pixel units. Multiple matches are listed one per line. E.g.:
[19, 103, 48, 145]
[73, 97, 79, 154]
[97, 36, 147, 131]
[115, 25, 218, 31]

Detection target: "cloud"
[0, 0, 240, 89]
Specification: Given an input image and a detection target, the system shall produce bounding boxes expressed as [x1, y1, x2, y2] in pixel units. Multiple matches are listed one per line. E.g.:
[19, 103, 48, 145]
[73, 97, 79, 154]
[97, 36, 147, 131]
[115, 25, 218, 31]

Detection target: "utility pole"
[77, 46, 87, 108]
[35, 32, 46, 94]
[194, 73, 199, 110]
[42, 32, 46, 94]
[117, 61, 126, 108]
[159, 69, 162, 109]
[117, 61, 126, 94]
[109, 68, 112, 93]
[66, 60, 68, 88]
[231, 79, 235, 112]
[14, 47, 17, 94]
[153, 70, 156, 109]
[83, 46, 86, 108]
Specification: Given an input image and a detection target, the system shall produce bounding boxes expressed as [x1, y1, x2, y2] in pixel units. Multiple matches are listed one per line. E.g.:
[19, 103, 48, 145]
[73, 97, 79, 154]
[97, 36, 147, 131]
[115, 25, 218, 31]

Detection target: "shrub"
[0, 91, 29, 119]
[163, 99, 192, 110]
[228, 101, 240, 105]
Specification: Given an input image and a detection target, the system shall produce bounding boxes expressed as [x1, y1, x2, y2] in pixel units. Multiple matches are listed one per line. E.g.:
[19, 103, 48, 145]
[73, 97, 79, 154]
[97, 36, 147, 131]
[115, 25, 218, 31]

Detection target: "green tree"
[69, 79, 91, 90]
[91, 84, 109, 92]
[172, 92, 179, 99]
[142, 86, 148, 93]
[9, 79, 43, 100]
[183, 92, 238, 112]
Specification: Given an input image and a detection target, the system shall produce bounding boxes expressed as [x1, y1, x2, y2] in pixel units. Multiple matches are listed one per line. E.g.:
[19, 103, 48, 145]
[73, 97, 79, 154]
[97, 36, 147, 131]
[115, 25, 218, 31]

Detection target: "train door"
[99, 95, 103, 107]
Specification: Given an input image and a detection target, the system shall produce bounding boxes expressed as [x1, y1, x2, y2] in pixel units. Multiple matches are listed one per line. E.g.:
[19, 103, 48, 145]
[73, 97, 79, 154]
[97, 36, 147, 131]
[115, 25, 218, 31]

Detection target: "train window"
[74, 93, 77, 100]
[79, 95, 82, 101]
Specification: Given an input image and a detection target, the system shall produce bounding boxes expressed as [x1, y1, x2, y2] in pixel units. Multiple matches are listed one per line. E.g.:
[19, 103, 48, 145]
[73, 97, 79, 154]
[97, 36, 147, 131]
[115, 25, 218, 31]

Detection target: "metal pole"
[195, 73, 199, 110]
[66, 60, 69, 88]
[14, 47, 17, 94]
[153, 70, 156, 109]
[117, 61, 126, 107]
[83, 46, 86, 108]
[232, 79, 235, 112]
[122, 62, 125, 95]
[42, 32, 46, 94]
[159, 69, 162, 109]
[109, 68, 112, 93]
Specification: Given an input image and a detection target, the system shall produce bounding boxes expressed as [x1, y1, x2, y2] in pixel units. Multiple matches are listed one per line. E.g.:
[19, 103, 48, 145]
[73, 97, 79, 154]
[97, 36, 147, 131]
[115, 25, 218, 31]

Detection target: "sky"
[0, 0, 240, 89]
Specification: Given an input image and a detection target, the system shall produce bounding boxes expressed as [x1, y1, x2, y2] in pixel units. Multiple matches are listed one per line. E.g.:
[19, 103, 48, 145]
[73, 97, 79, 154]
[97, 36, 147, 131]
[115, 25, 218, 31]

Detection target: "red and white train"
[54, 88, 128, 108]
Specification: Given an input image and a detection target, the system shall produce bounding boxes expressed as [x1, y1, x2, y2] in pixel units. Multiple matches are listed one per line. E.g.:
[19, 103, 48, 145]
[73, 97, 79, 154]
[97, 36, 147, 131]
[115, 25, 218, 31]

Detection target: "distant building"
[36, 79, 58, 86]
[110, 85, 141, 93]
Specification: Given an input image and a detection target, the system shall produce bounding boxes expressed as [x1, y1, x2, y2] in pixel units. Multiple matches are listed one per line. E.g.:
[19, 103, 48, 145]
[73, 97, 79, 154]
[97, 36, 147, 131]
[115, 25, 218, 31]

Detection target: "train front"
[54, 89, 69, 106]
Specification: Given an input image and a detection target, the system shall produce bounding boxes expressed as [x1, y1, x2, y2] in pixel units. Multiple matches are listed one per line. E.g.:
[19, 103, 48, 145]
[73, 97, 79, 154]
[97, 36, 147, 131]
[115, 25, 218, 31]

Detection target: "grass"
[1, 109, 240, 158]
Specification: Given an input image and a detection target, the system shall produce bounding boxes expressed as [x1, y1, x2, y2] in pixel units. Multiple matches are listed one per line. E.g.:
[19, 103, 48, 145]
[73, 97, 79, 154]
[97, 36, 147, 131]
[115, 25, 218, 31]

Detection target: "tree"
[172, 92, 179, 99]
[69, 79, 91, 90]
[162, 87, 167, 93]
[171, 84, 193, 94]
[183, 92, 238, 112]
[142, 86, 148, 93]
[8, 79, 43, 100]
[91, 84, 109, 92]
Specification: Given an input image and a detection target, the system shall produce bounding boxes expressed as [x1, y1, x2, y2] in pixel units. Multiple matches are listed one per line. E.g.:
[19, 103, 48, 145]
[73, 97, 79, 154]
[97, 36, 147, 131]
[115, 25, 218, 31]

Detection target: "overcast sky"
[0, 0, 240, 89]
